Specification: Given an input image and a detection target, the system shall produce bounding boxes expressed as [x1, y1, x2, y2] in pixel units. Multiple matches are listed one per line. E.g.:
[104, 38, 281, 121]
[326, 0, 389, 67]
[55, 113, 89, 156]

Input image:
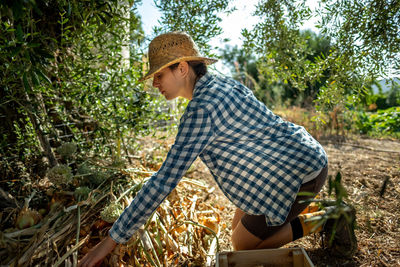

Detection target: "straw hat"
[138, 31, 218, 82]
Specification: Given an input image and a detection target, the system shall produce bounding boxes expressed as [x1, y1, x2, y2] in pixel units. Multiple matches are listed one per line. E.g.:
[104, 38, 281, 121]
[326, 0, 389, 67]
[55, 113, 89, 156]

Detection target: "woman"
[79, 31, 356, 266]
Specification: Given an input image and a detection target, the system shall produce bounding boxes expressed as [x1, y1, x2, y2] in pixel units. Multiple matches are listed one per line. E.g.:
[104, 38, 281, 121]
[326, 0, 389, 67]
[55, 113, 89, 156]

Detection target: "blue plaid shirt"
[109, 72, 328, 243]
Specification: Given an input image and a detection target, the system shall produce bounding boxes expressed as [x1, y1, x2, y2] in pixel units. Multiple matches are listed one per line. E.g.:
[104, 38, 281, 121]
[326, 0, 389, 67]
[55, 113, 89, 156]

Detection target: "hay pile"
[1, 166, 223, 266]
[0, 139, 224, 266]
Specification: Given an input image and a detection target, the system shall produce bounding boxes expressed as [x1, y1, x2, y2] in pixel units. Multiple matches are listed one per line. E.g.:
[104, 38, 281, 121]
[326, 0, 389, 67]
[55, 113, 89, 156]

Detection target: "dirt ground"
[3, 127, 399, 266]
[175, 135, 400, 266]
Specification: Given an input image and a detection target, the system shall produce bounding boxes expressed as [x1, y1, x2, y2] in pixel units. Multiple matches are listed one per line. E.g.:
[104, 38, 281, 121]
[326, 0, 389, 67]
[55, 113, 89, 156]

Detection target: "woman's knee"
[231, 220, 263, 251]
[232, 208, 246, 232]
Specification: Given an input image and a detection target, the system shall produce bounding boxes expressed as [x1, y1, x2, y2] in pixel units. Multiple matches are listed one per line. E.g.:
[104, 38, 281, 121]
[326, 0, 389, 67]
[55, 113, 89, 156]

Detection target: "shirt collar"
[192, 72, 214, 98]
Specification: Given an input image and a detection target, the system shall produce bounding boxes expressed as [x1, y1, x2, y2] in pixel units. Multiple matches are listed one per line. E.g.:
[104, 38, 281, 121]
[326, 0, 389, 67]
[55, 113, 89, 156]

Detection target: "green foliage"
[360, 80, 400, 110]
[219, 44, 259, 87]
[366, 92, 400, 110]
[88, 170, 110, 187]
[76, 162, 110, 187]
[153, 0, 235, 57]
[242, 0, 317, 92]
[52, 1, 154, 157]
[56, 142, 77, 159]
[100, 202, 124, 223]
[319, 0, 400, 78]
[300, 171, 355, 247]
[46, 164, 73, 186]
[223, 30, 333, 108]
[74, 186, 92, 201]
[355, 107, 400, 136]
[0, 0, 175, 174]
[77, 162, 93, 176]
[328, 171, 348, 204]
[219, 45, 272, 103]
[242, 0, 399, 122]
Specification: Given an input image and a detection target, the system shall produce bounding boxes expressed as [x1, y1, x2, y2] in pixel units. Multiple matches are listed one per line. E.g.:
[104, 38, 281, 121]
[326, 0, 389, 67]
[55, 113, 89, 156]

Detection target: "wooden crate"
[216, 247, 314, 267]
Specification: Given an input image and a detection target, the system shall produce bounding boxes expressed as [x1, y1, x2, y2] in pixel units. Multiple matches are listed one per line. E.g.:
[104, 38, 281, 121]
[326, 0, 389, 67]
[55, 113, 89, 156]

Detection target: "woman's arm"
[78, 235, 116, 267]
[79, 106, 215, 264]
[109, 106, 215, 243]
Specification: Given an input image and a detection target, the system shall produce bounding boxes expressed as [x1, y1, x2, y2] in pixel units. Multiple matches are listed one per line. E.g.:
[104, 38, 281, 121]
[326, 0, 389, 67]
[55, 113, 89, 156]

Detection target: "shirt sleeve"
[109, 106, 215, 244]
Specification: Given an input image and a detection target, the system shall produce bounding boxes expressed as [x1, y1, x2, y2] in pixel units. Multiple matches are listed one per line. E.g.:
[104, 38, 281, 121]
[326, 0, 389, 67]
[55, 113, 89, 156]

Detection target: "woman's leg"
[232, 208, 246, 232]
[231, 164, 328, 251]
[255, 223, 292, 249]
[232, 219, 292, 250]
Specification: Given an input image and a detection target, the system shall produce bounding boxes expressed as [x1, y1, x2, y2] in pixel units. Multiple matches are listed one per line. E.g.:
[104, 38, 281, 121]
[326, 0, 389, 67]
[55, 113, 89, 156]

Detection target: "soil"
[178, 134, 400, 266]
[5, 132, 398, 266]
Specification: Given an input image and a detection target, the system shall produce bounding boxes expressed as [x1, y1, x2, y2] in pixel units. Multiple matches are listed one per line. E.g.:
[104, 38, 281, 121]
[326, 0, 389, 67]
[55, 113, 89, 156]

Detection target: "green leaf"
[10, 46, 22, 58]
[328, 174, 333, 196]
[97, 13, 107, 24]
[35, 68, 51, 84]
[37, 48, 54, 59]
[80, 94, 86, 104]
[32, 2, 43, 16]
[22, 73, 31, 92]
[11, 1, 23, 21]
[30, 71, 40, 86]
[16, 24, 23, 42]
[67, 1, 72, 16]
[335, 171, 342, 184]
[28, 43, 41, 48]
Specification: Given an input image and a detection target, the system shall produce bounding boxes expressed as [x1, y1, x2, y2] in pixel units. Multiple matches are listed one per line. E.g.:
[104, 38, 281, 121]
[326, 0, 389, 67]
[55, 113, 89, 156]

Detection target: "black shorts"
[240, 164, 329, 240]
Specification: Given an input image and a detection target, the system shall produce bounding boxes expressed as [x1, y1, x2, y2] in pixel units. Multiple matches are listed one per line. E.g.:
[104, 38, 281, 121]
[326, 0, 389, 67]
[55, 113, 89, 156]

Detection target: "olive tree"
[242, 0, 399, 114]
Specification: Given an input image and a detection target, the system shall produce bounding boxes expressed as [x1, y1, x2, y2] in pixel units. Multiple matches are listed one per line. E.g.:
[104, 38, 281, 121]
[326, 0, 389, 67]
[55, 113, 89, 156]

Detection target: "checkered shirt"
[109, 72, 328, 243]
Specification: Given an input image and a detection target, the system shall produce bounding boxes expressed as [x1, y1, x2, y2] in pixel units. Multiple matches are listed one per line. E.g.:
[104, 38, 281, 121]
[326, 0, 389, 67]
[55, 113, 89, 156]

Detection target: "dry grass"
[188, 134, 400, 266]
[0, 132, 225, 266]
[1, 124, 399, 266]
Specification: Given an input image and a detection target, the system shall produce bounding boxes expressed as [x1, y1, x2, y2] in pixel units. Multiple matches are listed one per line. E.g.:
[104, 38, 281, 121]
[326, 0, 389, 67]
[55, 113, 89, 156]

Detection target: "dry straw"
[139, 31, 218, 82]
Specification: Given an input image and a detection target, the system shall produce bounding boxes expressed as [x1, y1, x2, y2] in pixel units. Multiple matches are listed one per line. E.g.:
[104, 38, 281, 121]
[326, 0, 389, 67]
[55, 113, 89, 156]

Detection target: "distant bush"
[355, 107, 400, 137]
[362, 81, 400, 111]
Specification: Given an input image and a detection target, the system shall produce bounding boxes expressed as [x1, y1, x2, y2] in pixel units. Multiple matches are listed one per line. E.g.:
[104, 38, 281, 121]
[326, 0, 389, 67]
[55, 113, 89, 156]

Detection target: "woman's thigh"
[239, 164, 329, 241]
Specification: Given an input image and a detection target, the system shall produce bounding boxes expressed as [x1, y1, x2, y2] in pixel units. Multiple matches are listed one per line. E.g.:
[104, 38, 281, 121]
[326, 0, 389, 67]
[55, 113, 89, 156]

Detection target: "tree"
[152, 0, 235, 57]
[319, 0, 400, 78]
[221, 30, 333, 108]
[0, 0, 149, 171]
[219, 45, 259, 88]
[242, 0, 400, 114]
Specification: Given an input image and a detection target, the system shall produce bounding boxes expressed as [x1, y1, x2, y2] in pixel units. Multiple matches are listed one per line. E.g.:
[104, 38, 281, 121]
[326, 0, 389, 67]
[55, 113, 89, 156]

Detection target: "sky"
[136, 0, 320, 74]
[136, 0, 320, 47]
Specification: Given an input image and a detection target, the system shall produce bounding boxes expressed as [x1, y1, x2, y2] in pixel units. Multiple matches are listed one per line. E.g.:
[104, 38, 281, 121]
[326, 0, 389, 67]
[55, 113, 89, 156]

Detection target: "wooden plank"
[301, 247, 315, 267]
[292, 249, 304, 267]
[216, 253, 229, 267]
[216, 247, 315, 267]
[218, 248, 293, 267]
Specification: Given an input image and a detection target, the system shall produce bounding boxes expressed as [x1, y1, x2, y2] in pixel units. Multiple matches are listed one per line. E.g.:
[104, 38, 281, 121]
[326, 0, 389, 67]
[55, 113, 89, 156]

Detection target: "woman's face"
[152, 65, 185, 100]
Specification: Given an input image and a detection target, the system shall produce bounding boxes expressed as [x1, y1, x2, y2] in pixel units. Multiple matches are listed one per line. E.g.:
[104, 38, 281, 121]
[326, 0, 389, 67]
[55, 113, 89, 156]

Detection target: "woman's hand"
[78, 235, 117, 267]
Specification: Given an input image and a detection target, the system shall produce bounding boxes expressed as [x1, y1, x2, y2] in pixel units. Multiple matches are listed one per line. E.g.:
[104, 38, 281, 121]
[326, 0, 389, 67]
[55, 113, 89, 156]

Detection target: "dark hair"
[169, 60, 208, 78]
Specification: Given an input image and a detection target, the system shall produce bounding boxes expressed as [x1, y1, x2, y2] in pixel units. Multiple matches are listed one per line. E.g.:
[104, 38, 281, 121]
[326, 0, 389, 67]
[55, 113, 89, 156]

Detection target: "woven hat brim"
[138, 56, 218, 83]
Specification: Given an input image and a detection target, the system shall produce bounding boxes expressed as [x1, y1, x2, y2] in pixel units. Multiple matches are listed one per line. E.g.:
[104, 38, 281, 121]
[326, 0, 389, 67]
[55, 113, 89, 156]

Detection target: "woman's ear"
[178, 61, 190, 78]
